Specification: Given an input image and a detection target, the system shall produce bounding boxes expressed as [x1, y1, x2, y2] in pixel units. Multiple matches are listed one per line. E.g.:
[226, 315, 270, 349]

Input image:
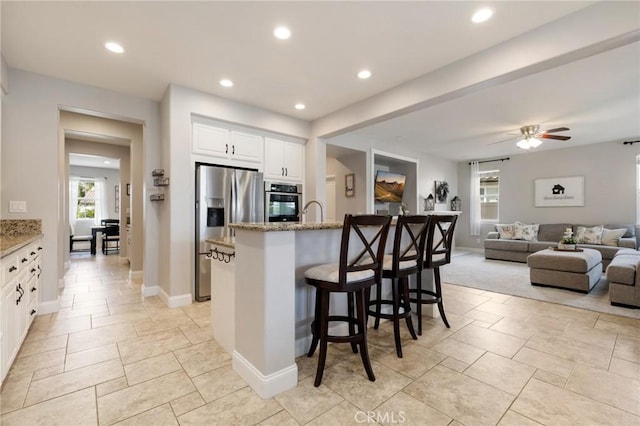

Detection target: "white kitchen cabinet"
[264, 138, 304, 182]
[1, 239, 42, 384]
[192, 123, 230, 158]
[192, 123, 263, 167]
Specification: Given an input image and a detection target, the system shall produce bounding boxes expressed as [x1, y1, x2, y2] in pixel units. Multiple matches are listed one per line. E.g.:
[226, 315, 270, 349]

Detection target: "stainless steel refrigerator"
[195, 163, 264, 301]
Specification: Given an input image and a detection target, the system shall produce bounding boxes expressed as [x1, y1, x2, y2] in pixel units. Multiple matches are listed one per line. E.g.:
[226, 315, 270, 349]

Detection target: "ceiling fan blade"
[542, 127, 570, 133]
[490, 137, 516, 145]
[540, 134, 571, 141]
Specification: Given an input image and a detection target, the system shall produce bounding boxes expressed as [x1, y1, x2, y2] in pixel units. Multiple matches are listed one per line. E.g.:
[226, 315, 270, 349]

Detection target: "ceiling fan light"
[529, 137, 542, 148]
[516, 139, 531, 150]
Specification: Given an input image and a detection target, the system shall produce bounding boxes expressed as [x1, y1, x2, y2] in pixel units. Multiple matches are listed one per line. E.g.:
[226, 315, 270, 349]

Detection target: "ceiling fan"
[493, 125, 571, 150]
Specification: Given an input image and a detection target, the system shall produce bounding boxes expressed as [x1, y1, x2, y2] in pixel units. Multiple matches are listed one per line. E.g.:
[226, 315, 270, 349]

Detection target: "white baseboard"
[232, 350, 297, 399]
[38, 299, 60, 314]
[129, 269, 143, 280]
[158, 287, 192, 308]
[141, 284, 159, 297]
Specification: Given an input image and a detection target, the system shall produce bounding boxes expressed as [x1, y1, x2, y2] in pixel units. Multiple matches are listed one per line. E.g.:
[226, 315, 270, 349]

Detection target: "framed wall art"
[345, 173, 355, 198]
[534, 176, 584, 207]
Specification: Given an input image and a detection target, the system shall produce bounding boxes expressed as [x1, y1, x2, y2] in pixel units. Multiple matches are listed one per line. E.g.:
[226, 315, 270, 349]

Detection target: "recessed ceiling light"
[105, 42, 124, 54]
[104, 160, 111, 164]
[219, 79, 234, 88]
[357, 70, 372, 79]
[472, 7, 493, 23]
[294, 103, 306, 110]
[274, 26, 291, 40]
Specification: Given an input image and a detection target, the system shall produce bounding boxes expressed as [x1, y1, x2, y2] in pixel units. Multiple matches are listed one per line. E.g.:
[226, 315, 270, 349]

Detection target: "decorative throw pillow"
[496, 223, 515, 240]
[513, 221, 539, 241]
[575, 225, 604, 244]
[601, 228, 627, 247]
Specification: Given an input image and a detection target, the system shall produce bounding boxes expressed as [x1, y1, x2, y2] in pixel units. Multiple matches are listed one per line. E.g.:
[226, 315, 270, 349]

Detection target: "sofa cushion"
[601, 228, 628, 247]
[484, 239, 529, 252]
[603, 224, 635, 238]
[527, 248, 602, 273]
[528, 241, 555, 253]
[514, 222, 539, 241]
[606, 256, 639, 286]
[537, 223, 572, 243]
[496, 223, 515, 240]
[575, 225, 604, 244]
[577, 244, 621, 261]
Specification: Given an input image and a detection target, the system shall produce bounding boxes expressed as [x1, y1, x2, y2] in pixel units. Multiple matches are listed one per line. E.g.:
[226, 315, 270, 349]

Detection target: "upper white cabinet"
[264, 138, 304, 182]
[192, 124, 263, 167]
[192, 123, 230, 158]
[230, 131, 263, 164]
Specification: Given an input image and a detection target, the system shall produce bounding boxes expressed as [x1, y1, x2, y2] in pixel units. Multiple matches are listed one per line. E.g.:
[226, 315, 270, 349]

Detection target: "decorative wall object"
[345, 173, 355, 197]
[114, 185, 120, 213]
[451, 196, 461, 211]
[424, 194, 435, 211]
[534, 176, 584, 207]
[435, 181, 449, 203]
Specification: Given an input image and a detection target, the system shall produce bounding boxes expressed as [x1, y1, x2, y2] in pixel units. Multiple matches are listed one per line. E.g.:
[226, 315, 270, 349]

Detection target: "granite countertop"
[205, 238, 236, 249]
[0, 233, 43, 259]
[229, 222, 344, 232]
[0, 219, 43, 259]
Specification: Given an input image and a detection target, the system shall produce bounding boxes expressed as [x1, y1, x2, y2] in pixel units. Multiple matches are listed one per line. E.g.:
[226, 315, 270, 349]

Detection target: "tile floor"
[0, 253, 639, 425]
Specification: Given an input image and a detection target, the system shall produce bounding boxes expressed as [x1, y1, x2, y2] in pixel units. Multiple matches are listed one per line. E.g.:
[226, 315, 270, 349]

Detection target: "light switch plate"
[9, 201, 27, 213]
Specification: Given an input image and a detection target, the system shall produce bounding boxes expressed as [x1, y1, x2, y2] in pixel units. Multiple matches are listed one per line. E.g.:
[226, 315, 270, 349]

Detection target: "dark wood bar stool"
[305, 214, 391, 387]
[410, 214, 458, 334]
[367, 215, 430, 358]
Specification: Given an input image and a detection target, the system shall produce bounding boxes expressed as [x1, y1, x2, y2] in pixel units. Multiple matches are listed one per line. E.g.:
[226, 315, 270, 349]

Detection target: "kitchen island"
[213, 219, 446, 399]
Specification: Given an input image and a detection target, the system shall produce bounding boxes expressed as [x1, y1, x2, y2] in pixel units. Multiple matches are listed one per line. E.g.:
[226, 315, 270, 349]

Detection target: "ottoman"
[527, 248, 602, 293]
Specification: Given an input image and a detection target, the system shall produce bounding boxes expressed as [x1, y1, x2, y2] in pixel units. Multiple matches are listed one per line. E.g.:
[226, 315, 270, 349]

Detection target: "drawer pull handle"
[31, 268, 36, 273]
[30, 251, 36, 255]
[21, 257, 28, 263]
[38, 247, 43, 251]
[30, 309, 36, 316]
[9, 266, 17, 272]
[31, 287, 37, 292]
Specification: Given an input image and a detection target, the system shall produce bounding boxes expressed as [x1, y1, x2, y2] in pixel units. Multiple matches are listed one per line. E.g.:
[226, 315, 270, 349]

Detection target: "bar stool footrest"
[408, 289, 442, 305]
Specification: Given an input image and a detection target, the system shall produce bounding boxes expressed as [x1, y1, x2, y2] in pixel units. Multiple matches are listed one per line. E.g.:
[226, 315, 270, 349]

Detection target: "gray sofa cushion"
[577, 244, 622, 261]
[606, 251, 640, 285]
[537, 223, 572, 243]
[484, 239, 529, 252]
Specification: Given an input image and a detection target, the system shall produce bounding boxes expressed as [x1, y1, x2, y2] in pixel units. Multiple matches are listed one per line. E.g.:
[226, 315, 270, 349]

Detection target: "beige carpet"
[441, 251, 640, 319]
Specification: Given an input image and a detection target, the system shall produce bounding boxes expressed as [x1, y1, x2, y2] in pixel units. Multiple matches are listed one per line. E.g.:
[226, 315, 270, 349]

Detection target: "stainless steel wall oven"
[264, 181, 302, 223]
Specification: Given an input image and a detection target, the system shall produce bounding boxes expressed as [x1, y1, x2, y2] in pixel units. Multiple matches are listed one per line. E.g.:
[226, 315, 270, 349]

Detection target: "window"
[479, 170, 499, 221]
[75, 180, 96, 219]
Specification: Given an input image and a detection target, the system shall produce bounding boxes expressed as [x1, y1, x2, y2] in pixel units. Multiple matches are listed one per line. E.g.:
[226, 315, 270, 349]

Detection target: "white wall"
[456, 140, 639, 249]
[326, 152, 368, 219]
[1, 68, 160, 310]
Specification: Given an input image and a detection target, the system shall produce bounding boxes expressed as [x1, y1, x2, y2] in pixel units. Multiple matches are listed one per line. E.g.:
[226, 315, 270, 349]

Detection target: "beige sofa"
[484, 223, 637, 271]
[606, 249, 640, 308]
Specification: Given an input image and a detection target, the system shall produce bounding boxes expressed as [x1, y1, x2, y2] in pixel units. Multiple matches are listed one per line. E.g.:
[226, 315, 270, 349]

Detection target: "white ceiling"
[3, 1, 639, 161]
[69, 153, 120, 170]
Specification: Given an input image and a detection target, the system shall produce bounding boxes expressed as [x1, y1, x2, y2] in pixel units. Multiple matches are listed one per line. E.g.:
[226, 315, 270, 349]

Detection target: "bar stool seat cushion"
[382, 252, 417, 271]
[305, 263, 374, 283]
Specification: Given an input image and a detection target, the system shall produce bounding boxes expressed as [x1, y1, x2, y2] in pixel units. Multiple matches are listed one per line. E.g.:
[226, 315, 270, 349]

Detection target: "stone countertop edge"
[205, 238, 236, 249]
[229, 222, 344, 232]
[0, 233, 44, 259]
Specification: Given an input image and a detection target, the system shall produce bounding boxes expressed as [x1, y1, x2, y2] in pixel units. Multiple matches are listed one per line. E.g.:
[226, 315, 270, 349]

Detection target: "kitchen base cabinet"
[1, 239, 42, 384]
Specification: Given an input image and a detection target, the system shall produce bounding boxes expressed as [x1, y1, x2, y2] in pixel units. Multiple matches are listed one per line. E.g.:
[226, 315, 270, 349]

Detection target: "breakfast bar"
[213, 220, 443, 399]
